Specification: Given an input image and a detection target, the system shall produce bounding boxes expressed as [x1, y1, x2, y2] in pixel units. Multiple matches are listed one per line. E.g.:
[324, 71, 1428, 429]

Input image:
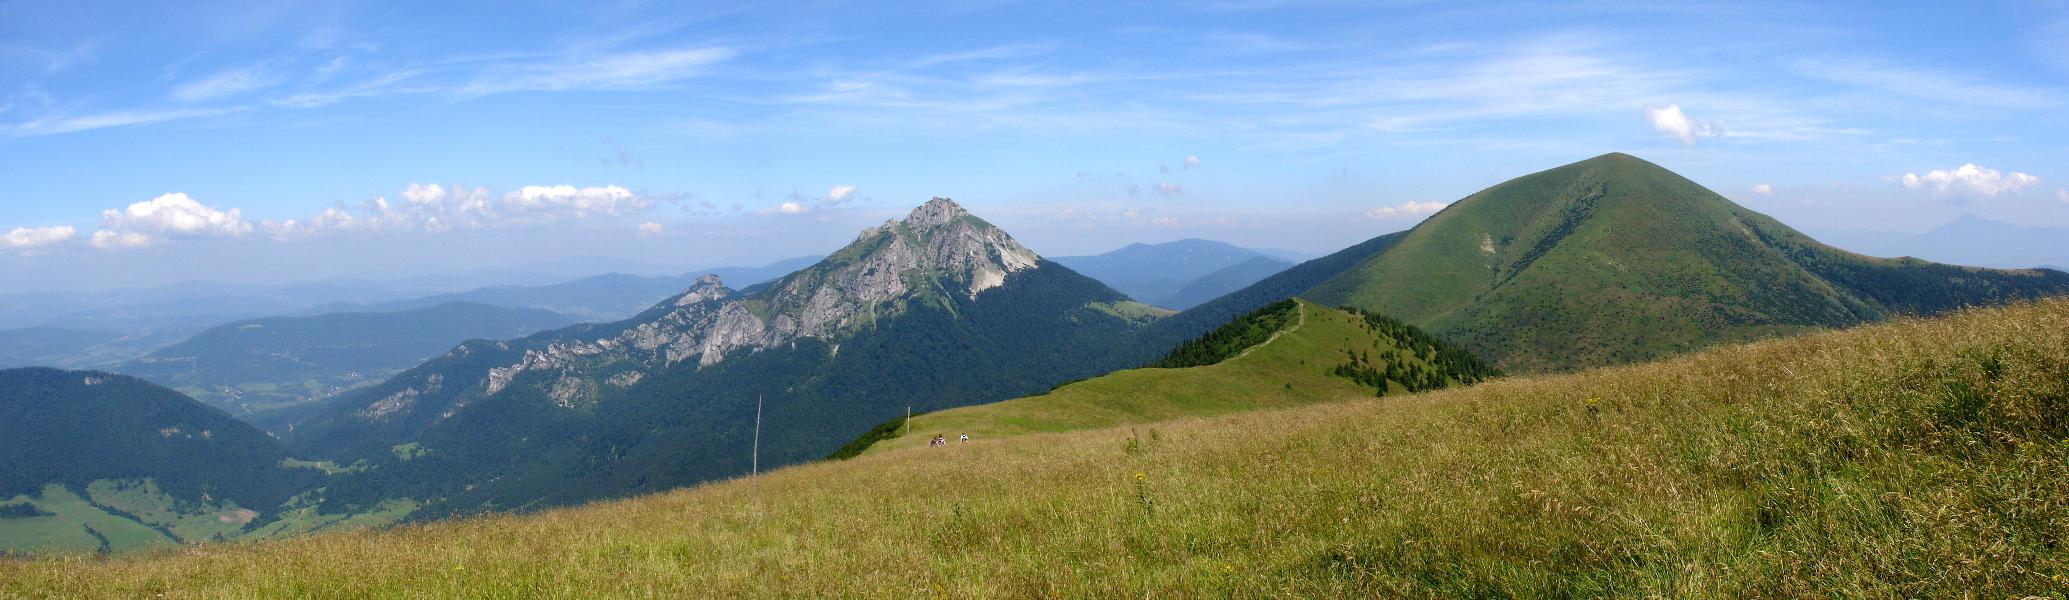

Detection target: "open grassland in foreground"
[9, 299, 2069, 598]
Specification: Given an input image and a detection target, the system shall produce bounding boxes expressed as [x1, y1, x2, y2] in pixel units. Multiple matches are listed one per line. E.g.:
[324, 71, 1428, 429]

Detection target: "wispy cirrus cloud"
[8, 44, 734, 136]
[1791, 58, 2065, 111]
[172, 64, 279, 102]
[1, 107, 245, 137]
[452, 47, 734, 96]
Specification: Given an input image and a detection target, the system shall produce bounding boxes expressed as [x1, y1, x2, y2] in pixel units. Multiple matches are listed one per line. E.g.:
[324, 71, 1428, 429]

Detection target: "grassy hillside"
[851, 298, 1489, 455]
[1115, 230, 1409, 368]
[10, 298, 2065, 596]
[0, 369, 375, 555]
[1306, 152, 2069, 372]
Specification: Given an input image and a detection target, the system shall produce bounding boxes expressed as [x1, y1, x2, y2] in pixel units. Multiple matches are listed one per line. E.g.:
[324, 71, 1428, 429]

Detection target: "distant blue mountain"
[1813, 215, 2069, 270]
[1051, 239, 1292, 308]
[114, 301, 578, 434]
[304, 256, 823, 322]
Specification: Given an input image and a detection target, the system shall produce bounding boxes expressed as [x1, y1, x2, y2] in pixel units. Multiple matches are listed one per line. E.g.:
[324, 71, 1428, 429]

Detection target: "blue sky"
[3, 1, 2067, 291]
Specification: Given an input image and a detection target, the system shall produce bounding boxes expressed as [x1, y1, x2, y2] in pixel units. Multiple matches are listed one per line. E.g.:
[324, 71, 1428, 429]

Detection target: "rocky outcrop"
[434, 197, 1043, 414]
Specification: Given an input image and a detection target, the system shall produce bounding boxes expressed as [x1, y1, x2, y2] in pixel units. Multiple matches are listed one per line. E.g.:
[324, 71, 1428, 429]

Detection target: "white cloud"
[504, 185, 649, 219]
[1150, 216, 1181, 228]
[1183, 155, 1200, 168]
[459, 47, 734, 96]
[172, 65, 276, 102]
[774, 201, 808, 214]
[3, 107, 242, 137]
[1897, 164, 2040, 198]
[97, 193, 253, 246]
[2059, 188, 2068, 204]
[1156, 182, 1183, 195]
[636, 221, 663, 237]
[1792, 58, 2063, 111]
[401, 183, 447, 205]
[1364, 200, 1449, 220]
[89, 230, 153, 249]
[2, 225, 76, 252]
[826, 185, 857, 204]
[266, 182, 650, 238]
[1751, 183, 1774, 197]
[1643, 104, 1720, 145]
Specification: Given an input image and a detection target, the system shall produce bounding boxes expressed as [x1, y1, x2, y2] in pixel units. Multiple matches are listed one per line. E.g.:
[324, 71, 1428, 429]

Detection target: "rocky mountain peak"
[456, 197, 1052, 401]
[904, 197, 971, 229]
[670, 274, 732, 307]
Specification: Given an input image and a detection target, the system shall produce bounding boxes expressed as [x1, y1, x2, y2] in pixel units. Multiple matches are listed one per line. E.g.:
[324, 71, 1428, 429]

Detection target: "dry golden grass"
[7, 298, 2069, 598]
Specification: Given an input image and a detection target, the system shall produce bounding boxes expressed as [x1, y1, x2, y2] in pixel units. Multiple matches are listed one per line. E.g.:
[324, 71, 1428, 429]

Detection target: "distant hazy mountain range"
[1053, 239, 1295, 309]
[1812, 214, 2069, 270]
[302, 257, 821, 323]
[0, 258, 820, 372]
[111, 302, 579, 435]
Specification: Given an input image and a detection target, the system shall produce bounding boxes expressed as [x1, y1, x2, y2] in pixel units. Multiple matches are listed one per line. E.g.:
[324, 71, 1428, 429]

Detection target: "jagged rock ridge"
[469, 198, 1042, 409]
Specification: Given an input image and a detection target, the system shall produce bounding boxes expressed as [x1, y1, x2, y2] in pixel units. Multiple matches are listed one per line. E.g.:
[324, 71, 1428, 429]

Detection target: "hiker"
[959, 434, 968, 443]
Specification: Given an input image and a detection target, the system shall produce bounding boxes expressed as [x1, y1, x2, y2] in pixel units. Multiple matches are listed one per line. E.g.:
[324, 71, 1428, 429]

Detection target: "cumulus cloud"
[636, 221, 663, 238]
[772, 201, 808, 214]
[505, 184, 648, 219]
[2, 225, 76, 252]
[1897, 164, 2040, 198]
[89, 230, 153, 249]
[1751, 183, 1774, 197]
[1643, 104, 1721, 145]
[1183, 155, 1200, 168]
[401, 182, 447, 205]
[1156, 182, 1183, 195]
[91, 193, 253, 248]
[1364, 201, 1449, 220]
[266, 182, 655, 238]
[1150, 216, 1181, 228]
[826, 185, 857, 205]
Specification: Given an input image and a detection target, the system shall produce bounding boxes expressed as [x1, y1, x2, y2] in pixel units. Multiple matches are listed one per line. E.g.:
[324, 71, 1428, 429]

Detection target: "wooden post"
[752, 394, 763, 480]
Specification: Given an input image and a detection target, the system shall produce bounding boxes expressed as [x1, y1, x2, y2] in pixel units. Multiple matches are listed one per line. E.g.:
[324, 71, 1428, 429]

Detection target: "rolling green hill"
[113, 302, 576, 434]
[1116, 230, 1410, 367]
[0, 368, 336, 554]
[9, 298, 2064, 596]
[840, 298, 1494, 456]
[1165, 153, 2069, 373]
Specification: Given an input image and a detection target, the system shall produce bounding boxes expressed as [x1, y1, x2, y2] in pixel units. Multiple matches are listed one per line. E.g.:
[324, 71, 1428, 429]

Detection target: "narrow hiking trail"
[1231, 303, 1305, 362]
